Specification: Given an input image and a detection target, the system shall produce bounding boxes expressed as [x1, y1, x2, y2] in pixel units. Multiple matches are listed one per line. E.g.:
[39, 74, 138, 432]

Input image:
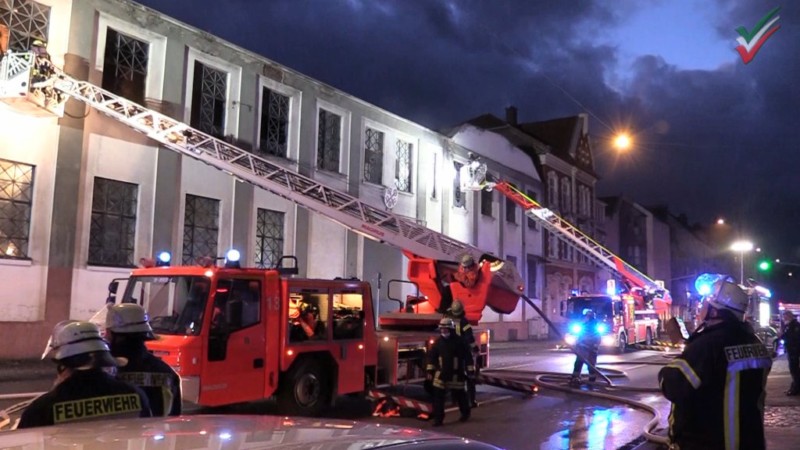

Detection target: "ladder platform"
[378, 312, 442, 329]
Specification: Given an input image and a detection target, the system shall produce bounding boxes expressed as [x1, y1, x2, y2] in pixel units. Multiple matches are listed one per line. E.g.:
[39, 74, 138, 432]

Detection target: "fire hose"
[519, 294, 672, 447]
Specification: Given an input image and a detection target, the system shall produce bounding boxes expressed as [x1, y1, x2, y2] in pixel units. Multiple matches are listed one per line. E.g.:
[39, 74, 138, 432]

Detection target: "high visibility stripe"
[666, 358, 701, 389]
[723, 371, 740, 450]
[727, 358, 771, 373]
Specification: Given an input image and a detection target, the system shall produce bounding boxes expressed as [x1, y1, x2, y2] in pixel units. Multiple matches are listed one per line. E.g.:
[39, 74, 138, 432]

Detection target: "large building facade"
[0, 0, 547, 357]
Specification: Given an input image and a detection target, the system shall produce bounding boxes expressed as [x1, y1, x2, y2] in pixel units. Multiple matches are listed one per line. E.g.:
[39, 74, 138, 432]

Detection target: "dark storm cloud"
[136, 0, 799, 258]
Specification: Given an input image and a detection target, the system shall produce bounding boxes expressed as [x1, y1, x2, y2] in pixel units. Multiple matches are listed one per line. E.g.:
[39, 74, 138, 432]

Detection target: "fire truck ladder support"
[0, 52, 523, 292]
[367, 389, 433, 415]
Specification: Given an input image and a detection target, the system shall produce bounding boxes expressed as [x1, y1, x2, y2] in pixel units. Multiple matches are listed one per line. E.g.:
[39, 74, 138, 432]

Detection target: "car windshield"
[566, 296, 613, 320]
[122, 275, 210, 336]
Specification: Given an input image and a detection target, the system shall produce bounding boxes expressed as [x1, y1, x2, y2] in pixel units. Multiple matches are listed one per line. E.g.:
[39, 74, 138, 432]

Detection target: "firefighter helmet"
[299, 302, 319, 316]
[31, 39, 45, 47]
[460, 254, 476, 268]
[44, 321, 115, 363]
[706, 279, 749, 320]
[438, 318, 455, 329]
[105, 303, 155, 339]
[449, 300, 465, 317]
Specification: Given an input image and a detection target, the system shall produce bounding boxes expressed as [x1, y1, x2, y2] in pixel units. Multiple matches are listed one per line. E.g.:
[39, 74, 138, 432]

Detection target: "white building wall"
[0, 111, 58, 321]
[69, 134, 158, 319]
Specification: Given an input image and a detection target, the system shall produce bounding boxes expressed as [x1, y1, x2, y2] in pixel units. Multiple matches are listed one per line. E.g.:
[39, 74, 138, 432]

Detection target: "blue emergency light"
[595, 323, 608, 334]
[224, 249, 241, 268]
[156, 251, 171, 267]
[569, 323, 583, 335]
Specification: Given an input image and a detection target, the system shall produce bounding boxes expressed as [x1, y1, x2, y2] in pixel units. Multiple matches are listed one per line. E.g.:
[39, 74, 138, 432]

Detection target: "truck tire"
[278, 359, 330, 416]
[645, 328, 653, 346]
[617, 333, 627, 354]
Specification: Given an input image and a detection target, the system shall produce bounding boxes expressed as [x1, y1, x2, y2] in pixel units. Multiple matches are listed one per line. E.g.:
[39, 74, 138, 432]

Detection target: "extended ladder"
[0, 52, 524, 303]
[460, 162, 668, 301]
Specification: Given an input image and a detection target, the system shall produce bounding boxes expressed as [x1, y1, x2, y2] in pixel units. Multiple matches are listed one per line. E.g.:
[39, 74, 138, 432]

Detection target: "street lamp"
[730, 240, 754, 283]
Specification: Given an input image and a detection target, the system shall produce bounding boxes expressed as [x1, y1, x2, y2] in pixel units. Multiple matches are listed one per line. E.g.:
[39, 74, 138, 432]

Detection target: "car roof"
[2, 414, 503, 449]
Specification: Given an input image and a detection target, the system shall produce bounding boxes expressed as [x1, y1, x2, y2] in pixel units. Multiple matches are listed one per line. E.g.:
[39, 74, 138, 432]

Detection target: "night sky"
[136, 0, 800, 282]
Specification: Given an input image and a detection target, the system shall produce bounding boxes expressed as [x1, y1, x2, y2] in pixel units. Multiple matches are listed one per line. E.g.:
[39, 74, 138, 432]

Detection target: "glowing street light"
[730, 240, 754, 283]
[613, 133, 631, 151]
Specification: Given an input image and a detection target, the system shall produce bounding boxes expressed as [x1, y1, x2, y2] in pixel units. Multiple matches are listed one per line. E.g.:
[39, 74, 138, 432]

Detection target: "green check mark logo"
[735, 6, 781, 64]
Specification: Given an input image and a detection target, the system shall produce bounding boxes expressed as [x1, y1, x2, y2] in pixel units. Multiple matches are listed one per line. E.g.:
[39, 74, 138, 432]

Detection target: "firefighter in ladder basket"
[426, 318, 474, 426]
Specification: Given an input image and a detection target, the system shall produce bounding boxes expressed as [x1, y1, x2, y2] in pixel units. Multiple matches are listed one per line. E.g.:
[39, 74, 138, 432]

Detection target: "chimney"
[505, 106, 518, 126]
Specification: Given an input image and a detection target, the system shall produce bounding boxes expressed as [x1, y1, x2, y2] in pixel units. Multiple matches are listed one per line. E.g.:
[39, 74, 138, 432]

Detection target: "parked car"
[754, 325, 780, 357]
[1, 414, 503, 449]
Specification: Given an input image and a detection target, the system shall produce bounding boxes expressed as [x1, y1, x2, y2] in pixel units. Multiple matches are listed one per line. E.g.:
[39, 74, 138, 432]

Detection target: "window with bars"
[395, 139, 412, 192]
[480, 189, 493, 217]
[89, 177, 137, 267]
[255, 208, 284, 268]
[101, 28, 149, 104]
[363, 127, 384, 184]
[0, 158, 33, 259]
[453, 162, 465, 208]
[0, 0, 49, 52]
[183, 194, 219, 265]
[259, 87, 290, 157]
[317, 109, 341, 171]
[190, 61, 227, 139]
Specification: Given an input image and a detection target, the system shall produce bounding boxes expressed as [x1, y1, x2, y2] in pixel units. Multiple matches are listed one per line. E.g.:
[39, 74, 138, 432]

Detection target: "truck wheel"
[645, 328, 653, 346]
[617, 333, 627, 354]
[278, 360, 330, 416]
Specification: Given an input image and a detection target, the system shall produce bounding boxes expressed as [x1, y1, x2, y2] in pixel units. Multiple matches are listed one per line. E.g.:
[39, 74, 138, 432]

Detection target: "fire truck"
[1, 51, 524, 414]
[458, 161, 671, 351]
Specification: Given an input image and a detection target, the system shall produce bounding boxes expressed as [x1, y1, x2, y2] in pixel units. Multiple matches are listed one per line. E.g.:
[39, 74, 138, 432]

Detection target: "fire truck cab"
[561, 292, 659, 352]
[110, 254, 383, 415]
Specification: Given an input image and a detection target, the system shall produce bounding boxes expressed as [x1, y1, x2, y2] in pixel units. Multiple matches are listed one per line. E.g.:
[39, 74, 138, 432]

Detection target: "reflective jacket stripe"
[666, 358, 701, 389]
[723, 371, 740, 450]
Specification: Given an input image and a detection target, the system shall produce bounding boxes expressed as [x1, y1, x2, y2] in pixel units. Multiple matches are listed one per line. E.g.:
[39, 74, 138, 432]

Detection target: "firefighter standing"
[779, 310, 800, 396]
[569, 309, 601, 386]
[106, 304, 182, 416]
[426, 318, 474, 426]
[659, 275, 772, 450]
[446, 299, 479, 407]
[18, 321, 152, 428]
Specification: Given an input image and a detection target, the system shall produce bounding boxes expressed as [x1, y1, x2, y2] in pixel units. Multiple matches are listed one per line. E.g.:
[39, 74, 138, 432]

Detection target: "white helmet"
[44, 321, 114, 362]
[105, 303, 154, 338]
[438, 318, 455, 329]
[706, 279, 749, 320]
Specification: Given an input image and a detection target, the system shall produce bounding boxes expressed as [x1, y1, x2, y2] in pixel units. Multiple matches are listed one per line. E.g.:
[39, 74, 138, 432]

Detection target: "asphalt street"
[1, 341, 798, 449]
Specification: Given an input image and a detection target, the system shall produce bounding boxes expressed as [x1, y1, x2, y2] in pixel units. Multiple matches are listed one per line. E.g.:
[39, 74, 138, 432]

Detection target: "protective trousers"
[432, 387, 470, 425]
[788, 352, 800, 394]
[572, 345, 599, 379]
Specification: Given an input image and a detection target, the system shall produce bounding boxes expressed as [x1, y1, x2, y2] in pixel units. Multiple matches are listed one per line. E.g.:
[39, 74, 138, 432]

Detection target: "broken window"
[102, 28, 148, 104]
[0, 0, 50, 52]
[317, 109, 341, 171]
[190, 61, 227, 139]
[0, 158, 34, 259]
[183, 194, 219, 264]
[363, 127, 383, 184]
[259, 87, 289, 157]
[395, 139, 412, 192]
[89, 177, 137, 267]
[255, 208, 284, 269]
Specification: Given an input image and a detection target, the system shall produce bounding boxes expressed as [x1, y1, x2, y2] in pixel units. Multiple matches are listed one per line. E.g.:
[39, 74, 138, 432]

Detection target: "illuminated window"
[364, 127, 384, 184]
[259, 87, 289, 157]
[255, 208, 284, 268]
[289, 291, 329, 343]
[89, 177, 137, 267]
[333, 292, 364, 340]
[182, 194, 219, 264]
[317, 109, 341, 171]
[101, 28, 148, 104]
[0, 0, 49, 52]
[190, 61, 227, 138]
[395, 139, 412, 192]
[0, 158, 33, 259]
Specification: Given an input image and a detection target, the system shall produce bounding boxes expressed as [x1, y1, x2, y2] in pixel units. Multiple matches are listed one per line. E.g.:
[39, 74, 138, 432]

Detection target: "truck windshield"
[122, 275, 211, 336]
[566, 296, 613, 321]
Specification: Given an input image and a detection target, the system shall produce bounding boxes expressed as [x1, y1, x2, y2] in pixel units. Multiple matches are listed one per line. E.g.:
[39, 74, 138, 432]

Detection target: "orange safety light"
[286, 349, 294, 356]
[480, 331, 489, 345]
